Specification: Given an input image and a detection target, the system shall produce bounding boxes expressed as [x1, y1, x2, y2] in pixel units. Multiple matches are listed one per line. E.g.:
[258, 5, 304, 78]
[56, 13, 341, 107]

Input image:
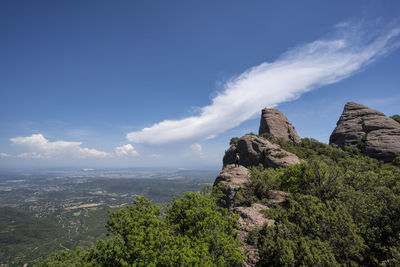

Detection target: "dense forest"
[41, 138, 400, 266]
[240, 138, 400, 266]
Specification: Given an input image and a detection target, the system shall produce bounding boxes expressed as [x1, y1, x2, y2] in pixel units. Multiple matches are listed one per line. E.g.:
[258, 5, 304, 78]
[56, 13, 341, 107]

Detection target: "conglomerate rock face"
[258, 108, 301, 144]
[330, 102, 400, 162]
[223, 134, 300, 169]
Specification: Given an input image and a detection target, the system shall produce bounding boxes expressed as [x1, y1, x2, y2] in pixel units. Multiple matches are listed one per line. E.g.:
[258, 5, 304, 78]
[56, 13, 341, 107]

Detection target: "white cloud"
[126, 21, 400, 145]
[0, 152, 10, 158]
[190, 143, 204, 157]
[17, 152, 46, 159]
[114, 144, 139, 157]
[190, 143, 202, 153]
[10, 134, 109, 158]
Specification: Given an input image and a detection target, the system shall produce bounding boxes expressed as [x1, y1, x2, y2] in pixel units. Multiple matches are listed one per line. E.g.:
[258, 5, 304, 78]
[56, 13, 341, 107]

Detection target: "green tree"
[40, 192, 244, 266]
[391, 114, 400, 124]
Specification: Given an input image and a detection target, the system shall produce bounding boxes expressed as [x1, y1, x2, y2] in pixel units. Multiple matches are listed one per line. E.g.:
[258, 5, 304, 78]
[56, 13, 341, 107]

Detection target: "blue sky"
[0, 1, 400, 169]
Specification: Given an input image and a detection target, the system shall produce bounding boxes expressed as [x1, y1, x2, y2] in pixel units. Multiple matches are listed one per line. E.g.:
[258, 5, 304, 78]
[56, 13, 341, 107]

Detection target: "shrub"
[229, 137, 239, 146]
[390, 115, 400, 124]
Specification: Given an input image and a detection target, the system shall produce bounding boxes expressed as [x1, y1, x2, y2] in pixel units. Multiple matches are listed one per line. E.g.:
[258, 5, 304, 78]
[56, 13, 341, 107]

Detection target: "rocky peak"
[330, 102, 400, 162]
[216, 108, 302, 266]
[258, 108, 301, 144]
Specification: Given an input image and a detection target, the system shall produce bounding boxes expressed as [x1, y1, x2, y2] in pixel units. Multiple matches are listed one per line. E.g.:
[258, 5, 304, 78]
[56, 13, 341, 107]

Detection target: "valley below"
[0, 168, 217, 266]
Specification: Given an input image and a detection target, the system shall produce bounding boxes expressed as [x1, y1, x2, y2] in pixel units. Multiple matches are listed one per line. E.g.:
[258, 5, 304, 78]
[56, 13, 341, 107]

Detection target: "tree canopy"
[238, 138, 400, 266]
[40, 191, 244, 266]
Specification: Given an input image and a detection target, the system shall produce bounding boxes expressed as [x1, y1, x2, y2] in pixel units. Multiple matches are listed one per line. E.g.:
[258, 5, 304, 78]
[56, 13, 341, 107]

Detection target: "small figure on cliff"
[234, 153, 240, 167]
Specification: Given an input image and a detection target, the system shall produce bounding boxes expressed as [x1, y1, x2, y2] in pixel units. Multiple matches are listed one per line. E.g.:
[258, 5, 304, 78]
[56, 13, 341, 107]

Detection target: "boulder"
[258, 108, 301, 144]
[223, 134, 300, 169]
[330, 102, 400, 162]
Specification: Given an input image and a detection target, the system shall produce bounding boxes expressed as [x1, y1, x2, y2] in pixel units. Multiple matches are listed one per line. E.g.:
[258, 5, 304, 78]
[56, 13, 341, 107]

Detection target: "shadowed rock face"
[330, 102, 400, 162]
[223, 134, 300, 169]
[258, 108, 301, 144]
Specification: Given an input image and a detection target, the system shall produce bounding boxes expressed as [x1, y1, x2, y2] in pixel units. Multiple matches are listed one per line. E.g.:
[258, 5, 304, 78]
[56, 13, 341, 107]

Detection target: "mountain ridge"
[214, 102, 400, 266]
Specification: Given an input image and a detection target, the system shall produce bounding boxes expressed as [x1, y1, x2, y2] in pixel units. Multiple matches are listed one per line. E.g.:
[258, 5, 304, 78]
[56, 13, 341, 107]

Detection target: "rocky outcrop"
[223, 134, 300, 168]
[213, 164, 288, 266]
[213, 164, 251, 211]
[259, 108, 301, 144]
[330, 102, 400, 162]
[216, 108, 300, 266]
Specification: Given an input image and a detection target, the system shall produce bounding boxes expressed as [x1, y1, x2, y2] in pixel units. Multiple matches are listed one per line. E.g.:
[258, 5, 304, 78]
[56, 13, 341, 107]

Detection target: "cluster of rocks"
[212, 103, 399, 266]
[330, 102, 400, 162]
[214, 108, 300, 265]
[223, 134, 300, 169]
[223, 109, 301, 169]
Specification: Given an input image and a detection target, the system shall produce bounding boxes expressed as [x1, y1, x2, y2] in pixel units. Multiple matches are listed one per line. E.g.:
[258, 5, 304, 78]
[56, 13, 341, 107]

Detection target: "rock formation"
[259, 108, 301, 144]
[212, 104, 399, 266]
[223, 134, 300, 168]
[213, 164, 287, 266]
[330, 102, 400, 162]
[214, 108, 302, 266]
[213, 164, 251, 211]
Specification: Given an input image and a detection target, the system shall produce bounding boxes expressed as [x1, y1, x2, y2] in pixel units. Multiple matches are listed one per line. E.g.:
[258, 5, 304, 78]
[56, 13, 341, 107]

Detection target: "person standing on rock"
[234, 152, 240, 167]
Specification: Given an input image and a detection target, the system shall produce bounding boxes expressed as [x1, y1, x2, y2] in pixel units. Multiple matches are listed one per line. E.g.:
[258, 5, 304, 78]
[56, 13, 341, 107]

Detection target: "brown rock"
[223, 134, 300, 169]
[213, 164, 251, 210]
[259, 108, 301, 144]
[330, 102, 400, 162]
[235, 203, 273, 266]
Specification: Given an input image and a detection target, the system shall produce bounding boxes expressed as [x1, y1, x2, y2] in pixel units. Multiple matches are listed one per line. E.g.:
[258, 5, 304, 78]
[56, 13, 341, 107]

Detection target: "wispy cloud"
[126, 21, 400, 144]
[10, 134, 110, 159]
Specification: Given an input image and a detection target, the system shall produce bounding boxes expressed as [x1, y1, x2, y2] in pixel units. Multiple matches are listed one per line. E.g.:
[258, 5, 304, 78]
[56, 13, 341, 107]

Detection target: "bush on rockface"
[391, 114, 400, 124]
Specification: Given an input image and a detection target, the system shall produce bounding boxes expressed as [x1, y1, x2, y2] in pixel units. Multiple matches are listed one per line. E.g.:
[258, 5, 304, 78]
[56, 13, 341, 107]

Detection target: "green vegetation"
[12, 140, 400, 266]
[274, 152, 288, 158]
[0, 172, 216, 266]
[239, 138, 400, 266]
[391, 114, 400, 124]
[0, 207, 64, 265]
[0, 206, 110, 266]
[230, 137, 239, 146]
[40, 190, 244, 266]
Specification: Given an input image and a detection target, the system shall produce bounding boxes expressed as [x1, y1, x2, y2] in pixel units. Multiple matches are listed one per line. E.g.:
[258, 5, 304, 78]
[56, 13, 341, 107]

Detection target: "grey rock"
[223, 134, 300, 168]
[330, 102, 400, 162]
[213, 164, 251, 211]
[258, 108, 301, 144]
